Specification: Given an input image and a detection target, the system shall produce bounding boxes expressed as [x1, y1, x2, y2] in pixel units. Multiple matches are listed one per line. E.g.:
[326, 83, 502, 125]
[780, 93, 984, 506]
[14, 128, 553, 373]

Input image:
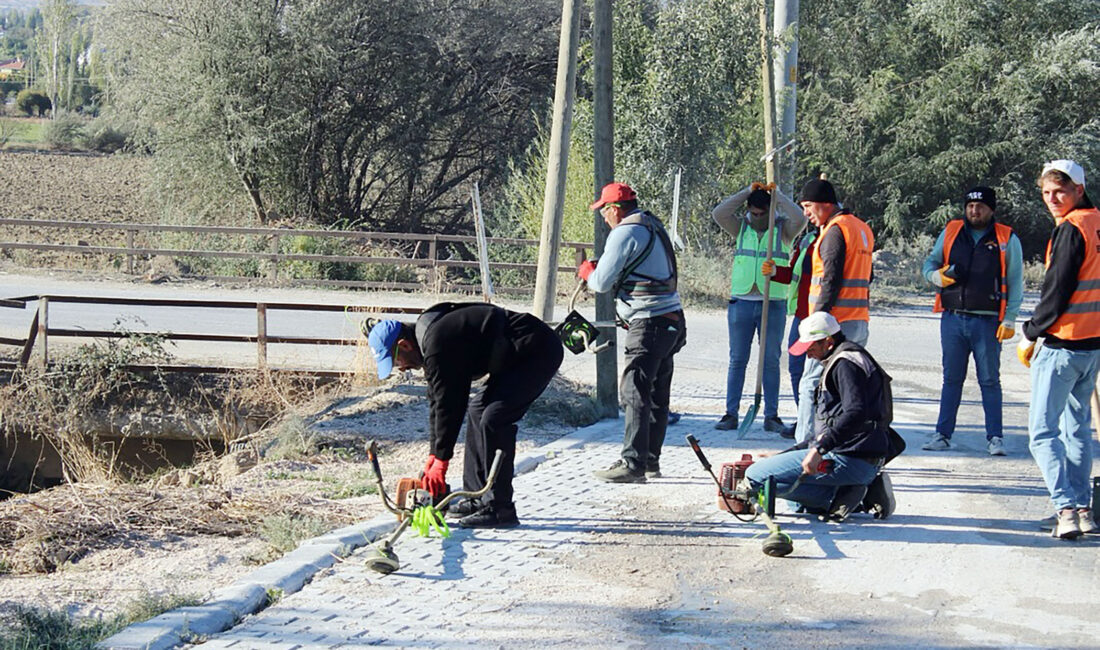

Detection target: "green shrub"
[0, 594, 201, 649]
[81, 118, 131, 153]
[14, 89, 50, 117]
[256, 514, 330, 559]
[261, 417, 319, 461]
[42, 112, 87, 150]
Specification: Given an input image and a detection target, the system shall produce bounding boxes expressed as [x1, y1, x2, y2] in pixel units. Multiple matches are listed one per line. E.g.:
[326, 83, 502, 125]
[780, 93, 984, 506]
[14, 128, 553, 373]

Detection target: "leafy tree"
[15, 88, 50, 116]
[36, 0, 76, 117]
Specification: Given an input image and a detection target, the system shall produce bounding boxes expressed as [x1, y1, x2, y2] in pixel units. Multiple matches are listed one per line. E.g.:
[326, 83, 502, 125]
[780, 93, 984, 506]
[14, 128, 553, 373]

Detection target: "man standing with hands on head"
[579, 182, 686, 483]
[1018, 160, 1100, 540]
[921, 186, 1023, 456]
[711, 182, 807, 433]
[793, 175, 875, 444]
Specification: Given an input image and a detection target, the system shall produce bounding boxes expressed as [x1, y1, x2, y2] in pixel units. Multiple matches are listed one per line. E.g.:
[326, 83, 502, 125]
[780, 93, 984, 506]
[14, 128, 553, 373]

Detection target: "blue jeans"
[788, 315, 804, 404]
[795, 319, 868, 443]
[725, 298, 787, 418]
[744, 449, 882, 511]
[1028, 345, 1100, 510]
[936, 311, 1003, 439]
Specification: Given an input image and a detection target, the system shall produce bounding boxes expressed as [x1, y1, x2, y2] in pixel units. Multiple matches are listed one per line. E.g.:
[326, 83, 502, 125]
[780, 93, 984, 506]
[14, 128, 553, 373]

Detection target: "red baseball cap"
[589, 182, 637, 210]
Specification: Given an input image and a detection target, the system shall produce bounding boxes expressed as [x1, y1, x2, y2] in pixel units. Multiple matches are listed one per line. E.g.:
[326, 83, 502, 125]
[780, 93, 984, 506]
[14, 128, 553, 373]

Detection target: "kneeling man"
[745, 312, 894, 520]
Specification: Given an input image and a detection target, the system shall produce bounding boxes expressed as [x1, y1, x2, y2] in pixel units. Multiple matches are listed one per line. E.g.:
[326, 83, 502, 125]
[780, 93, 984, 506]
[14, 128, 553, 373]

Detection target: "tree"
[15, 88, 51, 116]
[36, 0, 75, 117]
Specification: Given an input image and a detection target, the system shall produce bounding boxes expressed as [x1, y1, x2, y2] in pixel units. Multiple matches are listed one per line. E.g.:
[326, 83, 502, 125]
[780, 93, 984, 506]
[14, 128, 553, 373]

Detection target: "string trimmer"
[686, 434, 818, 557]
[555, 281, 613, 355]
[363, 440, 503, 575]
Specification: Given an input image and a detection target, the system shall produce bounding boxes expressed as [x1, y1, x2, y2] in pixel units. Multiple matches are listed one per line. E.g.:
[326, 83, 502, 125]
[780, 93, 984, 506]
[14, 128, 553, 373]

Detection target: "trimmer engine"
[718, 454, 758, 514]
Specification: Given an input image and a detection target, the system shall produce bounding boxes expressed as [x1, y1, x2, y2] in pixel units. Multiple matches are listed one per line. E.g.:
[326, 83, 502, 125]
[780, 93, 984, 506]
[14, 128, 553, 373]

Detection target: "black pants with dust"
[620, 312, 687, 472]
[462, 328, 564, 511]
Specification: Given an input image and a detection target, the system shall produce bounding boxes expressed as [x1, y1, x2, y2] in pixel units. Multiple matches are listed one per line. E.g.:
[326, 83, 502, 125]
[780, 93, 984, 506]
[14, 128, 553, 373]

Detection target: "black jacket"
[415, 303, 554, 460]
[1024, 220, 1100, 350]
[813, 341, 890, 458]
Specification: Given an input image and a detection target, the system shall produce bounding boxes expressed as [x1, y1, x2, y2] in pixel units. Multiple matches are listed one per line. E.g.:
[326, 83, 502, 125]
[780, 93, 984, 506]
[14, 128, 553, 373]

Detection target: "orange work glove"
[1017, 338, 1036, 368]
[761, 259, 776, 277]
[421, 454, 449, 499]
[995, 323, 1015, 342]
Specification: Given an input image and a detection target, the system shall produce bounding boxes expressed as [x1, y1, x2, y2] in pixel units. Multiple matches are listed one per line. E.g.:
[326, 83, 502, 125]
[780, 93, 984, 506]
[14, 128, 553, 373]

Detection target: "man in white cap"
[1017, 160, 1100, 539]
[744, 311, 896, 521]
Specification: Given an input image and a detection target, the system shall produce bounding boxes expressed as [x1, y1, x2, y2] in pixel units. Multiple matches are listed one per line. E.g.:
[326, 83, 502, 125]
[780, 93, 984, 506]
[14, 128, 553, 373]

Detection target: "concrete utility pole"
[772, 0, 799, 192]
[532, 0, 582, 321]
[760, 0, 778, 185]
[592, 0, 617, 417]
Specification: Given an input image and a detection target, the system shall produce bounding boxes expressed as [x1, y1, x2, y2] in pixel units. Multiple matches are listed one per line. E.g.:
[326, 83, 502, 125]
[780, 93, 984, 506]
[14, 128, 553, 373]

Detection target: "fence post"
[428, 236, 441, 293]
[37, 297, 48, 367]
[573, 245, 586, 267]
[257, 303, 268, 370]
[268, 236, 280, 281]
[126, 229, 136, 275]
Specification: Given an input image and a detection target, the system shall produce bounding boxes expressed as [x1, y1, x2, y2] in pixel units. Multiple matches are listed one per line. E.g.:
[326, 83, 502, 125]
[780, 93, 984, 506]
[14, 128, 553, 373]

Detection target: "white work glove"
[1017, 338, 1036, 368]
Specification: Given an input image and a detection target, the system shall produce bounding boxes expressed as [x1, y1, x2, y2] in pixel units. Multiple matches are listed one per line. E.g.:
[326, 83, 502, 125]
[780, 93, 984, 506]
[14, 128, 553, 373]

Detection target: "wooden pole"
[38, 297, 48, 367]
[532, 0, 581, 321]
[257, 303, 268, 369]
[592, 0, 618, 417]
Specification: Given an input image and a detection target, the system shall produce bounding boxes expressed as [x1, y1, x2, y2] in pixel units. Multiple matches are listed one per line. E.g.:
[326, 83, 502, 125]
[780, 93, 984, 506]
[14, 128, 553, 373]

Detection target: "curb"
[98, 416, 622, 649]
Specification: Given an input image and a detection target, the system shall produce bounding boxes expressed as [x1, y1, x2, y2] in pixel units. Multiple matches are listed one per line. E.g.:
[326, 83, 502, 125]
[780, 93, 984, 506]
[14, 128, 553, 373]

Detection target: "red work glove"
[421, 454, 449, 499]
[578, 259, 597, 282]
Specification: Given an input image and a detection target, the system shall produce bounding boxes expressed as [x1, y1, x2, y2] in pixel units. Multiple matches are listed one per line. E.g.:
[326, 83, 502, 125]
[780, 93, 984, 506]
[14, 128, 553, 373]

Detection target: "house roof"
[0, 58, 25, 71]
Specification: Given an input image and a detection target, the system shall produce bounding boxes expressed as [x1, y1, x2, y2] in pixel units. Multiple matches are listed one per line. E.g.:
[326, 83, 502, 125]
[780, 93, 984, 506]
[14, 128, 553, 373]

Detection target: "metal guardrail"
[0, 218, 593, 294]
[0, 294, 426, 374]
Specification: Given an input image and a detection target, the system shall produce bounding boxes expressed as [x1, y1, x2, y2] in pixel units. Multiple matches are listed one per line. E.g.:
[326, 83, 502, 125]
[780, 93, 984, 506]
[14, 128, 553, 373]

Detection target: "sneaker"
[987, 437, 1006, 456]
[921, 433, 951, 451]
[714, 413, 739, 431]
[666, 412, 682, 426]
[645, 461, 662, 479]
[862, 472, 896, 520]
[823, 484, 868, 522]
[445, 497, 483, 519]
[778, 423, 796, 440]
[1078, 509, 1099, 535]
[456, 504, 520, 529]
[763, 416, 785, 434]
[593, 459, 646, 484]
[1051, 509, 1081, 540]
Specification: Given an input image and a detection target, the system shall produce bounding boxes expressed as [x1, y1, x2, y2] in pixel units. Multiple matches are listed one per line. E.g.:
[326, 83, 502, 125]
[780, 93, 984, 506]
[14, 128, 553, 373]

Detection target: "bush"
[14, 89, 51, 117]
[0, 594, 202, 649]
[42, 112, 87, 150]
[81, 118, 131, 153]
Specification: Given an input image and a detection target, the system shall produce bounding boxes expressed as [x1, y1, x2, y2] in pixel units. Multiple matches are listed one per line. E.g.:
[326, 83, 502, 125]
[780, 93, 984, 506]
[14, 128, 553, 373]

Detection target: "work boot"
[714, 413, 738, 431]
[823, 484, 868, 522]
[456, 504, 520, 529]
[921, 433, 950, 451]
[987, 437, 1006, 456]
[593, 459, 646, 484]
[861, 472, 896, 520]
[645, 461, 662, 479]
[1078, 509, 1099, 535]
[762, 416, 785, 434]
[778, 423, 796, 440]
[445, 497, 483, 519]
[1051, 508, 1081, 540]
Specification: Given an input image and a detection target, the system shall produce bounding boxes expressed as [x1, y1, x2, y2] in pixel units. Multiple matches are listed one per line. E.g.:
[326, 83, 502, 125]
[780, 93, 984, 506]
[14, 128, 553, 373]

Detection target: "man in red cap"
[579, 182, 686, 483]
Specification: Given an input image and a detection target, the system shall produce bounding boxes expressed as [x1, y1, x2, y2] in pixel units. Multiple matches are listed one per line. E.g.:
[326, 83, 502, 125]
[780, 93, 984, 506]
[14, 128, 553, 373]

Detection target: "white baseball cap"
[789, 311, 841, 356]
[1041, 159, 1086, 187]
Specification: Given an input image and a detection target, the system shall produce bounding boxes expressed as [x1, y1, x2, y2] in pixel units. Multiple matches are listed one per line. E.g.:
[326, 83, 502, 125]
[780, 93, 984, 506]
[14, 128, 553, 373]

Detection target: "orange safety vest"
[1044, 207, 1100, 340]
[810, 212, 874, 322]
[933, 220, 1014, 321]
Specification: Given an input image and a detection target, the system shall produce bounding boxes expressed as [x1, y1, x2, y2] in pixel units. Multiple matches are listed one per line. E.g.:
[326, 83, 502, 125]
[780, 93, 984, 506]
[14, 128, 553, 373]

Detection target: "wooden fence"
[0, 294, 426, 375]
[0, 218, 593, 295]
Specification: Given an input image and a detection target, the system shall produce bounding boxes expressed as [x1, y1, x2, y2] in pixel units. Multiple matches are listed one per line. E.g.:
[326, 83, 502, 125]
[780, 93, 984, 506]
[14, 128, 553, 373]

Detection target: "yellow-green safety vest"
[730, 218, 790, 297]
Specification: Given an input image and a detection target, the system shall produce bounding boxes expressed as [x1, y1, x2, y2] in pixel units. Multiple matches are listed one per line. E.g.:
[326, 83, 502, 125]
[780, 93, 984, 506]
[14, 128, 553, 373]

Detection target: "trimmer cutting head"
[366, 544, 400, 575]
[555, 310, 600, 354]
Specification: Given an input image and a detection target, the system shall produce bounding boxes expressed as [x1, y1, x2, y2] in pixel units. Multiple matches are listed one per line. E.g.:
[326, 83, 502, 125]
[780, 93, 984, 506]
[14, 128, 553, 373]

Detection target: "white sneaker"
[1079, 509, 1099, 535]
[921, 433, 950, 451]
[1052, 509, 1082, 540]
[987, 437, 1006, 456]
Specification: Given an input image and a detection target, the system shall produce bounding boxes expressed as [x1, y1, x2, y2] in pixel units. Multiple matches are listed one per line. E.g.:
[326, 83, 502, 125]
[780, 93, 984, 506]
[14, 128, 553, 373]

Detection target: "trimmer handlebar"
[366, 439, 503, 516]
[685, 435, 711, 472]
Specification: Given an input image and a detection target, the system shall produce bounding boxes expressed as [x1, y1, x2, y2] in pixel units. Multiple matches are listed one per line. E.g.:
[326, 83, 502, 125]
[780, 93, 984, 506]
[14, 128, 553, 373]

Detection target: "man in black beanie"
[921, 186, 1023, 456]
[793, 175, 875, 444]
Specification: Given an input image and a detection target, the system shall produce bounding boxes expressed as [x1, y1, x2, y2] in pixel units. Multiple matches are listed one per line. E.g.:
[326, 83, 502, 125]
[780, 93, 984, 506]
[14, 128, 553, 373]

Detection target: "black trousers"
[620, 312, 687, 472]
[462, 327, 563, 510]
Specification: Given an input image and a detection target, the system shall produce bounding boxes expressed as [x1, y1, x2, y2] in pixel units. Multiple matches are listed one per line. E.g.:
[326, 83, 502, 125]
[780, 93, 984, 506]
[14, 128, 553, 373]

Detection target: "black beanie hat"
[964, 186, 996, 211]
[800, 176, 837, 204]
[747, 188, 771, 211]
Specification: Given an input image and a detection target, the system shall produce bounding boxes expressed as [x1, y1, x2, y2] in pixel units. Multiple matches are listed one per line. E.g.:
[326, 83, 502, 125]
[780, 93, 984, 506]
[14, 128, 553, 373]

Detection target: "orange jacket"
[1044, 207, 1100, 341]
[810, 212, 874, 322]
